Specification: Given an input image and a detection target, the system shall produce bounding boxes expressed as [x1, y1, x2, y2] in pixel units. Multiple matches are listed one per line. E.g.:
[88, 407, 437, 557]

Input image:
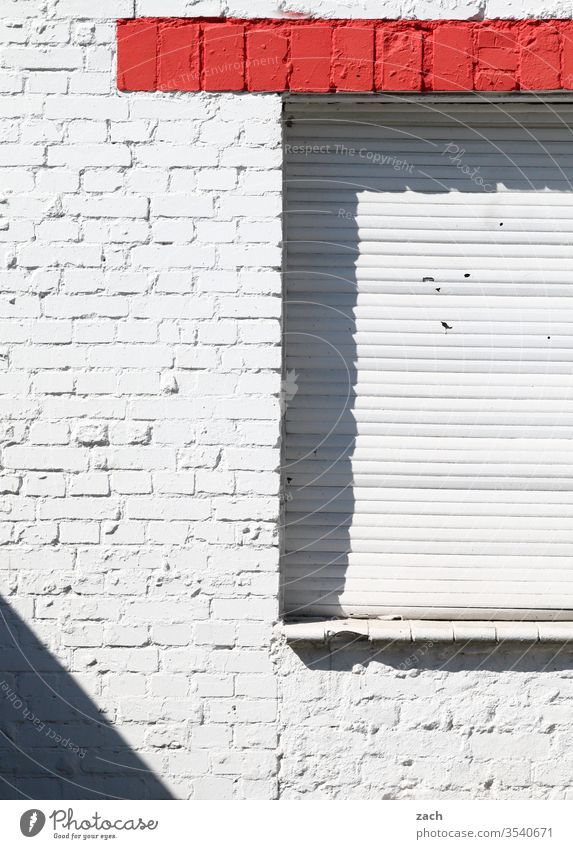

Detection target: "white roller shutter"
[282, 98, 573, 621]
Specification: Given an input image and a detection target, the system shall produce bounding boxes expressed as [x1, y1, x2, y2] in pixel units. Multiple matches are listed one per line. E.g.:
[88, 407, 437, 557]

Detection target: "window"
[281, 96, 573, 623]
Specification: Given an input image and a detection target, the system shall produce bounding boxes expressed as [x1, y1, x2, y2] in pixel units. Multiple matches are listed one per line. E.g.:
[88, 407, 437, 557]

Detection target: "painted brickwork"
[117, 18, 573, 93]
[1, 0, 573, 800]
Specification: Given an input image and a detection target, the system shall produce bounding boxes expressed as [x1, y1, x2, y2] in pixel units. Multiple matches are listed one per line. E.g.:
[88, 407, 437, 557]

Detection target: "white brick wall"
[0, 1, 284, 801]
[1, 0, 573, 801]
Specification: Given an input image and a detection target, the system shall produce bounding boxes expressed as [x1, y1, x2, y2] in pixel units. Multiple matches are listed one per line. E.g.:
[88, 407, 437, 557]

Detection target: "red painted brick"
[332, 25, 374, 91]
[479, 47, 518, 71]
[520, 24, 561, 90]
[117, 19, 158, 92]
[158, 21, 200, 91]
[477, 29, 518, 70]
[431, 24, 474, 91]
[376, 26, 423, 91]
[561, 21, 573, 90]
[290, 25, 333, 92]
[246, 27, 289, 91]
[116, 17, 573, 94]
[203, 23, 245, 91]
[475, 70, 517, 91]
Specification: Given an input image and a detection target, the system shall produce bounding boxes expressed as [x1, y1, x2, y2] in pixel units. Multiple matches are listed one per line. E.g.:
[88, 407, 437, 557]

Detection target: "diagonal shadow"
[0, 596, 173, 800]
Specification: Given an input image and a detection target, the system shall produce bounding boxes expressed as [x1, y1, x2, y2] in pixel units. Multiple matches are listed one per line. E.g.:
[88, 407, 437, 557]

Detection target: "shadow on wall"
[282, 96, 573, 620]
[288, 636, 573, 674]
[0, 596, 173, 800]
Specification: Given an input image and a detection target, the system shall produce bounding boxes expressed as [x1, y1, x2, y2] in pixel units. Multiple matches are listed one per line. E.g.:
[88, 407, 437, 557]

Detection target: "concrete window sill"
[282, 619, 573, 644]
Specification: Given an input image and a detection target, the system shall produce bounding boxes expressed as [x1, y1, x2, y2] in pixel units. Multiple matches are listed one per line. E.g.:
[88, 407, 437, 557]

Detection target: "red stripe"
[117, 18, 573, 92]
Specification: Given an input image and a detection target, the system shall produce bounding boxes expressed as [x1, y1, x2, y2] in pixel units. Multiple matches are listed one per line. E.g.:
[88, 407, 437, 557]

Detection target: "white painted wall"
[1, 0, 572, 800]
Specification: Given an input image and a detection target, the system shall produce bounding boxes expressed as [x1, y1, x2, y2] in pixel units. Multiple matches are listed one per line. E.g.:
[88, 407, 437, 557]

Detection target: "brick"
[89, 344, 170, 367]
[59, 0, 133, 15]
[29, 421, 69, 444]
[290, 25, 333, 93]
[470, 733, 551, 760]
[154, 472, 195, 495]
[246, 27, 289, 91]
[152, 195, 213, 218]
[74, 648, 159, 673]
[0, 145, 44, 166]
[234, 726, 277, 749]
[0, 94, 43, 118]
[168, 750, 209, 776]
[520, 23, 561, 90]
[212, 749, 276, 778]
[59, 521, 100, 544]
[102, 521, 145, 545]
[75, 423, 109, 446]
[2, 47, 82, 70]
[203, 23, 245, 92]
[376, 25, 423, 91]
[117, 18, 158, 92]
[127, 599, 208, 623]
[109, 422, 152, 445]
[69, 473, 110, 496]
[106, 674, 147, 697]
[132, 244, 214, 269]
[0, 475, 21, 495]
[64, 195, 147, 218]
[477, 27, 518, 70]
[147, 521, 188, 544]
[212, 598, 276, 621]
[333, 24, 374, 92]
[94, 448, 175, 470]
[225, 448, 279, 471]
[47, 144, 131, 167]
[32, 372, 74, 395]
[193, 777, 234, 800]
[431, 24, 474, 91]
[234, 699, 276, 724]
[3, 447, 88, 472]
[126, 496, 210, 521]
[39, 498, 119, 520]
[197, 674, 234, 697]
[61, 623, 103, 646]
[0, 72, 24, 93]
[153, 623, 192, 646]
[561, 22, 573, 90]
[475, 69, 517, 91]
[214, 496, 277, 521]
[192, 725, 231, 748]
[475, 28, 518, 89]
[196, 471, 234, 494]
[213, 651, 272, 675]
[194, 622, 236, 648]
[44, 96, 128, 120]
[158, 20, 200, 92]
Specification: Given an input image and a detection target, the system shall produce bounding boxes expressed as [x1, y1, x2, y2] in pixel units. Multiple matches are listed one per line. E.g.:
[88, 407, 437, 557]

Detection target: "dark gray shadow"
[0, 596, 173, 799]
[282, 104, 358, 620]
